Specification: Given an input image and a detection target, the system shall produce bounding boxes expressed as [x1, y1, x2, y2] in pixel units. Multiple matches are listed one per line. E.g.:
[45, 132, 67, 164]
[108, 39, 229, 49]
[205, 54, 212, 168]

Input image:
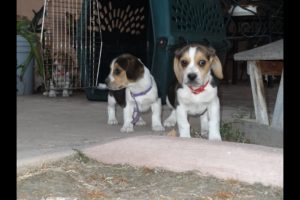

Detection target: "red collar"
[188, 80, 209, 94]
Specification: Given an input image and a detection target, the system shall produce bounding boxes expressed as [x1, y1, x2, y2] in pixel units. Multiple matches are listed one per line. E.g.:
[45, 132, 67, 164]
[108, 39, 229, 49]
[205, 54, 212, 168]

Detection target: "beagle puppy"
[164, 44, 223, 140]
[48, 51, 78, 97]
[105, 53, 165, 133]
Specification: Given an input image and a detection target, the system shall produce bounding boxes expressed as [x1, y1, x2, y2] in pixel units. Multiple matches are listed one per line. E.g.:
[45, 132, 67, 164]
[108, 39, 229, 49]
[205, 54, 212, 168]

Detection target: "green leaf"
[17, 18, 45, 79]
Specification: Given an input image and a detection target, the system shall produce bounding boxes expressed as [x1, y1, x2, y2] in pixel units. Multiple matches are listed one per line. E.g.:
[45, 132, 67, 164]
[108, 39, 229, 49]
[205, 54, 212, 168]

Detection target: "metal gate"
[41, 0, 103, 97]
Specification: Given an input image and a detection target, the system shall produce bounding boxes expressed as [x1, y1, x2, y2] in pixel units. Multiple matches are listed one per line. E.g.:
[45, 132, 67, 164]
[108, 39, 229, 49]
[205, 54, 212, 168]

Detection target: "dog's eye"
[199, 60, 206, 66]
[114, 68, 121, 75]
[180, 60, 188, 68]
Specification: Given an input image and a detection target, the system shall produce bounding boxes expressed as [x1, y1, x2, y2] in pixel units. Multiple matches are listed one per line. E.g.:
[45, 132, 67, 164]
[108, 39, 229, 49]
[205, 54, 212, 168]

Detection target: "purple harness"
[130, 78, 153, 125]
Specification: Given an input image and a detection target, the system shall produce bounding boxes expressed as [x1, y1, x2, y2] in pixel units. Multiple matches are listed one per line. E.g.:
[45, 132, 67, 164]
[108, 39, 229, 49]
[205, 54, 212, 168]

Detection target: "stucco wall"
[17, 0, 44, 19]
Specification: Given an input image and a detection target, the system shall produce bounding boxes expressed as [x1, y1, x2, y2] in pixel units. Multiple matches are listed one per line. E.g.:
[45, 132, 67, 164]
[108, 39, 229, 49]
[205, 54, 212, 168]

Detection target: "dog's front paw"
[136, 118, 146, 126]
[62, 90, 69, 97]
[120, 125, 134, 133]
[163, 119, 176, 127]
[163, 111, 176, 127]
[180, 135, 191, 138]
[108, 119, 118, 125]
[49, 90, 56, 97]
[178, 128, 191, 138]
[208, 132, 222, 141]
[152, 124, 165, 132]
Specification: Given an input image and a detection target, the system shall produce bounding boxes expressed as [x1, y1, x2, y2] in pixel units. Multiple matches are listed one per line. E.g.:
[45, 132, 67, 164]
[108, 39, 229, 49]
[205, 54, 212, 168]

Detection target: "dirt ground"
[17, 151, 283, 200]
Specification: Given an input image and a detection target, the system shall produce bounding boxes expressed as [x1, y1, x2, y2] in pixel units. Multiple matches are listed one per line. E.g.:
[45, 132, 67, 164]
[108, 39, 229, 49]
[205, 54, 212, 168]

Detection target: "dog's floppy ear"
[207, 47, 223, 80]
[211, 55, 223, 80]
[173, 56, 183, 84]
[115, 54, 145, 81]
[173, 47, 187, 84]
[125, 55, 144, 81]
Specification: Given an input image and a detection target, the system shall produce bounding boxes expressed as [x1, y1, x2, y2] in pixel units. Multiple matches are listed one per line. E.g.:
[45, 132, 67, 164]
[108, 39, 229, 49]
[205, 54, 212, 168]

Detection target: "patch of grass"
[190, 122, 250, 143]
[220, 122, 250, 143]
[72, 149, 91, 163]
[214, 191, 235, 199]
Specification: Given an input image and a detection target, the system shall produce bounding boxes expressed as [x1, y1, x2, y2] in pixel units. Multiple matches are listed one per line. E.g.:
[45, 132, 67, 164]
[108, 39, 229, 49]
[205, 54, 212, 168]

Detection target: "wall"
[17, 0, 44, 19]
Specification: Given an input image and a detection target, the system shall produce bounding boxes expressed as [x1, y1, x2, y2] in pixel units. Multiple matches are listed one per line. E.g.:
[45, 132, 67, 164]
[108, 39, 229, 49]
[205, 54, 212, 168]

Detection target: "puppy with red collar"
[164, 44, 223, 140]
[105, 53, 165, 133]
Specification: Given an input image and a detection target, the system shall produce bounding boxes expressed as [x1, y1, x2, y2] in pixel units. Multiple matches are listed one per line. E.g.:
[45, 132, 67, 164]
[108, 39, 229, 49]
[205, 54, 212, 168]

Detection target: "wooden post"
[271, 70, 283, 130]
[247, 61, 269, 125]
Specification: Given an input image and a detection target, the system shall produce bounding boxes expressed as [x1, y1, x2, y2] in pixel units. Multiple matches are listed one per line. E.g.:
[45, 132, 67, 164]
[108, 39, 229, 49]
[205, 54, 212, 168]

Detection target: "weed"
[220, 122, 250, 143]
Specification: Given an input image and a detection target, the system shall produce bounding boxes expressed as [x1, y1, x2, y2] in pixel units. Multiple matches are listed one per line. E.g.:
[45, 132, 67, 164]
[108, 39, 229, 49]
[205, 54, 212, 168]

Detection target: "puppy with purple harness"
[164, 44, 224, 140]
[105, 53, 165, 132]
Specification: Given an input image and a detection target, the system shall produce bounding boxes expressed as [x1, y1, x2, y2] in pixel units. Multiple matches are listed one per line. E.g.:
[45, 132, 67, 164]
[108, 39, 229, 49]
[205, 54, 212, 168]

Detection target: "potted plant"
[17, 13, 45, 95]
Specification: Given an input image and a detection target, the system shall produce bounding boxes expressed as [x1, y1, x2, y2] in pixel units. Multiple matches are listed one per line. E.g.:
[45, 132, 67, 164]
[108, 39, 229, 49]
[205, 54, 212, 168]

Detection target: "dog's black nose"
[187, 73, 197, 81]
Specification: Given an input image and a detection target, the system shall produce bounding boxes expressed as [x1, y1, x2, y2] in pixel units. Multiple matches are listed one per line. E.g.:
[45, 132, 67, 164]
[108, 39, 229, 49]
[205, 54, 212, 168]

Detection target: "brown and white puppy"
[105, 53, 165, 132]
[48, 51, 79, 97]
[164, 44, 223, 140]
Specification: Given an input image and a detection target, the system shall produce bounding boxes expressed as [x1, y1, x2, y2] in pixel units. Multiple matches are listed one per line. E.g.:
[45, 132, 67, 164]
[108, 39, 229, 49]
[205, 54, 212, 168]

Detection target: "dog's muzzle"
[186, 73, 200, 86]
[105, 77, 124, 90]
[105, 77, 110, 85]
[187, 73, 197, 81]
[104, 77, 113, 89]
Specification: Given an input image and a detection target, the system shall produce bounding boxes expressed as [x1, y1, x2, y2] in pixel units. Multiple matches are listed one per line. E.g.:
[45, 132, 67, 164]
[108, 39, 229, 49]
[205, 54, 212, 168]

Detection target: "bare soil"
[17, 152, 283, 200]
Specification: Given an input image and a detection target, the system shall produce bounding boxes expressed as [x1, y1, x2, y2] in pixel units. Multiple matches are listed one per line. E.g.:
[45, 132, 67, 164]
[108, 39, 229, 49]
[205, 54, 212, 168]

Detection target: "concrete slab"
[17, 93, 248, 166]
[17, 93, 163, 167]
[17, 83, 282, 181]
[83, 135, 283, 187]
